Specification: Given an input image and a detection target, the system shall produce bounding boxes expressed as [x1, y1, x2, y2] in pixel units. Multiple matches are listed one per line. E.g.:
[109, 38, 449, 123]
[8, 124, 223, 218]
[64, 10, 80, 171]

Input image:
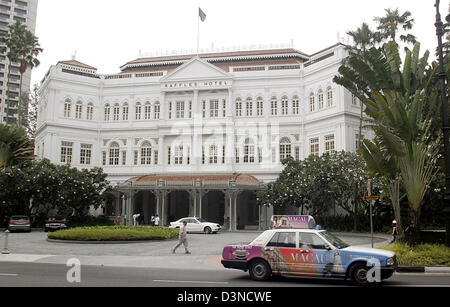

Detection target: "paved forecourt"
[0, 230, 389, 271]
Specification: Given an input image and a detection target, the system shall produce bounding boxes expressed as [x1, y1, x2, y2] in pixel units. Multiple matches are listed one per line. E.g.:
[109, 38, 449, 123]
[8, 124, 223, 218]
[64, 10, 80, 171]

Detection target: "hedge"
[378, 243, 450, 266]
[48, 226, 179, 241]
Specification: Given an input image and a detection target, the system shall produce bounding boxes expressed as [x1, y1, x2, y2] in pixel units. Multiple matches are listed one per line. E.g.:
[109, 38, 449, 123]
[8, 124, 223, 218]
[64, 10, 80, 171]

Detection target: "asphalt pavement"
[0, 230, 390, 271]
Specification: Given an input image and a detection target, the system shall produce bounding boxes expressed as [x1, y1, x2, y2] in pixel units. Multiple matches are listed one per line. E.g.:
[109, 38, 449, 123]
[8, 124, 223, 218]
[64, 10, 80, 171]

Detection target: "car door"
[298, 232, 334, 277]
[262, 232, 297, 275]
[187, 219, 201, 232]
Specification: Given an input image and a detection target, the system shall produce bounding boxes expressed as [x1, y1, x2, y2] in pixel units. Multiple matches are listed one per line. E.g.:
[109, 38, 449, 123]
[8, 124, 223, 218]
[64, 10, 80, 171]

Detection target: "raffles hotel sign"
[162, 79, 232, 91]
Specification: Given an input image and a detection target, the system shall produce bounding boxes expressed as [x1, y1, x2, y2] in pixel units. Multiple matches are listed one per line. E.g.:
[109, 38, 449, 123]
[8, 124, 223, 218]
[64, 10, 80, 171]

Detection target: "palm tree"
[346, 23, 377, 56]
[374, 8, 416, 45]
[16, 30, 42, 126]
[345, 23, 378, 149]
[335, 41, 441, 244]
[364, 90, 440, 245]
[0, 123, 34, 169]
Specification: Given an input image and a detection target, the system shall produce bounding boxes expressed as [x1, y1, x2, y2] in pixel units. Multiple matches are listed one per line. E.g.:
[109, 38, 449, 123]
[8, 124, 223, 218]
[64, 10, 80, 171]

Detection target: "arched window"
[271, 97, 278, 115]
[109, 142, 120, 165]
[243, 138, 255, 163]
[104, 104, 111, 121]
[154, 102, 160, 119]
[86, 103, 94, 120]
[281, 96, 289, 115]
[256, 97, 264, 116]
[235, 98, 242, 117]
[113, 103, 120, 121]
[64, 99, 72, 118]
[327, 87, 333, 107]
[309, 93, 315, 112]
[280, 137, 292, 161]
[246, 97, 253, 117]
[144, 102, 151, 120]
[75, 101, 83, 119]
[135, 102, 142, 120]
[318, 90, 324, 110]
[292, 96, 300, 115]
[141, 141, 152, 165]
[122, 103, 129, 121]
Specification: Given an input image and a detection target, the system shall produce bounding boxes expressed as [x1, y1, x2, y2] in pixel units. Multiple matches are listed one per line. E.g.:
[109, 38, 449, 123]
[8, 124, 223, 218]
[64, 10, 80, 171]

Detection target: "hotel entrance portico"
[116, 174, 268, 231]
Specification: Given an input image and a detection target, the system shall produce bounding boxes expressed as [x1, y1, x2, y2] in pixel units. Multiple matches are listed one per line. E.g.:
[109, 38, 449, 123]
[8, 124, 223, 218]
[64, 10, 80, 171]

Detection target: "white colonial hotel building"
[35, 43, 369, 231]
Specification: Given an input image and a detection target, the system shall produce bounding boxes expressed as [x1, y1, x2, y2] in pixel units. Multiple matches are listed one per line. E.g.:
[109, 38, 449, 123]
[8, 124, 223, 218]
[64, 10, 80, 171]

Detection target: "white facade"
[0, 0, 39, 124]
[36, 44, 371, 187]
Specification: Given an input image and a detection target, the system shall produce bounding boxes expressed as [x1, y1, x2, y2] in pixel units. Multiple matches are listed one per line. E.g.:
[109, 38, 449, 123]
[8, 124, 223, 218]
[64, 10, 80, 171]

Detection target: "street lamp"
[435, 0, 450, 247]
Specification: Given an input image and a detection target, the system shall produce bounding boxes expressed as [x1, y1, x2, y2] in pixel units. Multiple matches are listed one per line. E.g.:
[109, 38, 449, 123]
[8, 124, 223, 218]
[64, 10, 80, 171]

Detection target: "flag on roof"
[199, 8, 206, 22]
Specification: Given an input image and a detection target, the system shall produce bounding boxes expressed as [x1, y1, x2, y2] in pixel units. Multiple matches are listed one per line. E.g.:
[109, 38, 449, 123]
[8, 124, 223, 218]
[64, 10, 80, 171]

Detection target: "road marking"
[0, 273, 18, 277]
[153, 279, 228, 285]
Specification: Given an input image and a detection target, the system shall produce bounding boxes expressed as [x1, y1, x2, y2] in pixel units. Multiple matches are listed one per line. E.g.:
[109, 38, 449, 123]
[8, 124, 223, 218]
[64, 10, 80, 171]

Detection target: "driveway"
[0, 230, 390, 271]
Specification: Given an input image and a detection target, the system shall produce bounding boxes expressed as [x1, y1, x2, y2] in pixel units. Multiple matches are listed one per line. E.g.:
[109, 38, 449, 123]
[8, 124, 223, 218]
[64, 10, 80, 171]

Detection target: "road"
[0, 261, 449, 287]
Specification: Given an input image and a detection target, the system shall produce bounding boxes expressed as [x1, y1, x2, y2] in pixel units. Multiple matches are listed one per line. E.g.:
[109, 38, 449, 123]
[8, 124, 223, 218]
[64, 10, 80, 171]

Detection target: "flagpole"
[197, 7, 200, 57]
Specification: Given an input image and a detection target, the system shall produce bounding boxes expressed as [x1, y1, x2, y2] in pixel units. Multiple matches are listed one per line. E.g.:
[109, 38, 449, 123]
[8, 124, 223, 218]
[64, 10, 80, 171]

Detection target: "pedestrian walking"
[390, 220, 398, 244]
[115, 215, 122, 226]
[172, 220, 191, 254]
[150, 216, 155, 226]
[154, 215, 160, 227]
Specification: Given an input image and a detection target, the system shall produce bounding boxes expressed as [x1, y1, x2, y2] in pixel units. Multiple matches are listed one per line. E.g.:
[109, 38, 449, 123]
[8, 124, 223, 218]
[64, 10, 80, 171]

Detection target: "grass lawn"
[48, 226, 179, 241]
[378, 243, 450, 267]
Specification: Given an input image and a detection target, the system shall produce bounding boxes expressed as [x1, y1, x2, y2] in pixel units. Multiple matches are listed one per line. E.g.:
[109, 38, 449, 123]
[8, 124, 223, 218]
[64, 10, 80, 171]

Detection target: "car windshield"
[11, 216, 28, 220]
[320, 231, 350, 249]
[197, 218, 207, 223]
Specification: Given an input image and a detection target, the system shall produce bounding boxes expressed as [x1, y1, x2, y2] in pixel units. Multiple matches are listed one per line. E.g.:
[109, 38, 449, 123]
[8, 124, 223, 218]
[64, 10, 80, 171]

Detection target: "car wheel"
[249, 259, 272, 281]
[204, 227, 212, 234]
[350, 263, 371, 286]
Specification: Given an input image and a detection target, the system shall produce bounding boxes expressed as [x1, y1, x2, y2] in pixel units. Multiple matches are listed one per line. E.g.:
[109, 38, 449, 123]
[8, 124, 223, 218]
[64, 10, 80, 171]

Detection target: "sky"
[31, 0, 450, 86]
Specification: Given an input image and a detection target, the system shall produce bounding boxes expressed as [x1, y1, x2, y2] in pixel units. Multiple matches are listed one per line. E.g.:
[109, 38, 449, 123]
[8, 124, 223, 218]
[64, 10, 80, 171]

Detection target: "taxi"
[221, 216, 397, 285]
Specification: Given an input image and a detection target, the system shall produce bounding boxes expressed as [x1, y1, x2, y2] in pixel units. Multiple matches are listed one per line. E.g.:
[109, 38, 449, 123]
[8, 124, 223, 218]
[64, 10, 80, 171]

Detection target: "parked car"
[221, 228, 397, 285]
[8, 215, 31, 232]
[45, 217, 69, 232]
[169, 217, 222, 234]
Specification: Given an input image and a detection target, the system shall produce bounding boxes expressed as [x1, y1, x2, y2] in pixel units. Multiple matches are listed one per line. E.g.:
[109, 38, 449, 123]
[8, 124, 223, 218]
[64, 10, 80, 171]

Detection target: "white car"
[169, 217, 222, 234]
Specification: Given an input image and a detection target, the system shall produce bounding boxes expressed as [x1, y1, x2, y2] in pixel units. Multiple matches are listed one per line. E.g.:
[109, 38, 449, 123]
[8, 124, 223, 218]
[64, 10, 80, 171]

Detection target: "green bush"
[378, 243, 450, 266]
[48, 226, 179, 241]
[67, 215, 114, 227]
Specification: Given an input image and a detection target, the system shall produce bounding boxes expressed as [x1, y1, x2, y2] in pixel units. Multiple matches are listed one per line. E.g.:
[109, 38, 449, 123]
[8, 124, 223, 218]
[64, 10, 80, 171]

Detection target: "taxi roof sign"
[271, 215, 316, 229]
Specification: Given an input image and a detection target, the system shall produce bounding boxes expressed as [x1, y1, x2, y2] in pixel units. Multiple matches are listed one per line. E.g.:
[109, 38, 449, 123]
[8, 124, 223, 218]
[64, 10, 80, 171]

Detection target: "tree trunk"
[406, 208, 421, 246]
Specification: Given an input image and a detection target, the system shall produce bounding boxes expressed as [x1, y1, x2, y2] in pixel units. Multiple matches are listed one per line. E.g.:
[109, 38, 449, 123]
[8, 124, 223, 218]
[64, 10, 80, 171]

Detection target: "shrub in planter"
[48, 226, 179, 241]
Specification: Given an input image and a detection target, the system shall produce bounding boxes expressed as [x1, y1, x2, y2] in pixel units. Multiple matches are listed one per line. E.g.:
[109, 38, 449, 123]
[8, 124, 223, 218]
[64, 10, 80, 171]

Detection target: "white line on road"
[154, 280, 229, 285]
[0, 273, 18, 277]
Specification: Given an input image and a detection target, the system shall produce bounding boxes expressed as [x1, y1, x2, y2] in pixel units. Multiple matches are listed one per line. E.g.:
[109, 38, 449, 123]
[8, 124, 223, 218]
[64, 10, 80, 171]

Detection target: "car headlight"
[386, 257, 395, 266]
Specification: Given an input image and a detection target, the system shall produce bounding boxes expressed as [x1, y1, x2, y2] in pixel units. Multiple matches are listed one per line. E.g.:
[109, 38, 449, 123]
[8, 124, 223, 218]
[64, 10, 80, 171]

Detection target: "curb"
[397, 266, 450, 273]
[46, 238, 177, 244]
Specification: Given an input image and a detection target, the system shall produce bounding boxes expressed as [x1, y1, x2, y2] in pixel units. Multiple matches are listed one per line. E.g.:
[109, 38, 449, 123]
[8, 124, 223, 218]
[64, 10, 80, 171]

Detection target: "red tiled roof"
[58, 60, 97, 71]
[123, 48, 310, 67]
[127, 173, 261, 186]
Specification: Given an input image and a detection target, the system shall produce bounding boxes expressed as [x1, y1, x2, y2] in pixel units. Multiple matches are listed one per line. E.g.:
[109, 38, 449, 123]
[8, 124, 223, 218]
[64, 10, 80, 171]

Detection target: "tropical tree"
[374, 8, 417, 46]
[258, 153, 374, 230]
[16, 29, 42, 101]
[346, 23, 378, 56]
[0, 21, 42, 126]
[334, 38, 441, 244]
[0, 123, 34, 169]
